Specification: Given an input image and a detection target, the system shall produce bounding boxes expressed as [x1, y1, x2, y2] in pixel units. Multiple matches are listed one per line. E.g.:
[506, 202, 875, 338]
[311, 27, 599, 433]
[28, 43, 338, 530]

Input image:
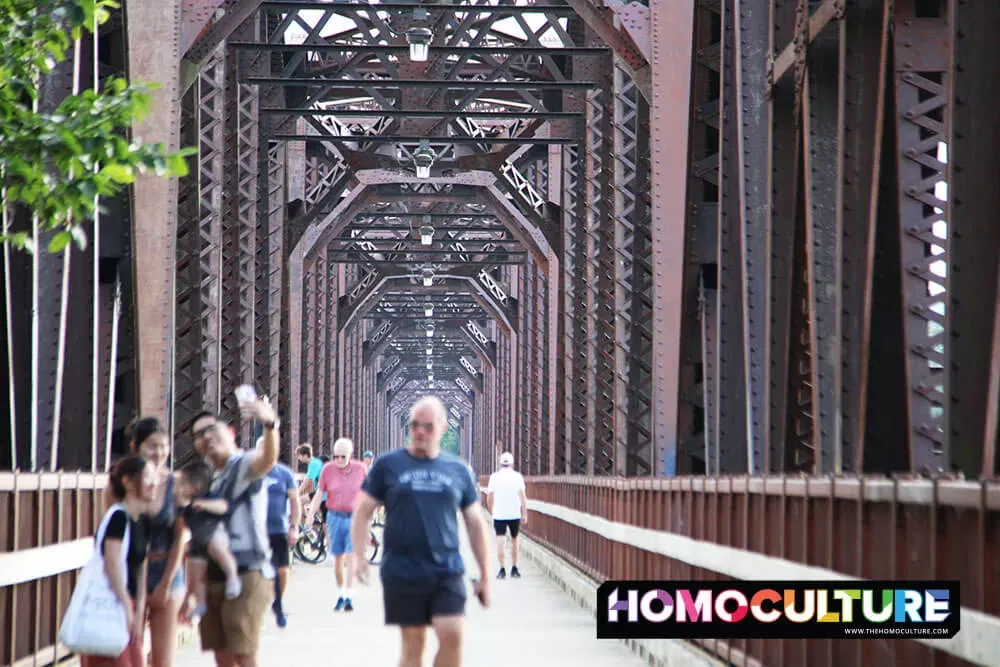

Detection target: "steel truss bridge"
[2, 1, 1000, 666]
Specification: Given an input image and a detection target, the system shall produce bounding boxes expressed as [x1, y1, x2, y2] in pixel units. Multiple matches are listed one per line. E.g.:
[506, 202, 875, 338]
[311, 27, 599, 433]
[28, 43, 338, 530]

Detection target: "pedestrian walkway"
[173, 522, 646, 666]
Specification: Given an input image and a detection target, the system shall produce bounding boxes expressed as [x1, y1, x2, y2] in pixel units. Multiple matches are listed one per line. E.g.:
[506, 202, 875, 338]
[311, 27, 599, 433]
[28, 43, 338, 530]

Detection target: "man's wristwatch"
[262, 417, 281, 430]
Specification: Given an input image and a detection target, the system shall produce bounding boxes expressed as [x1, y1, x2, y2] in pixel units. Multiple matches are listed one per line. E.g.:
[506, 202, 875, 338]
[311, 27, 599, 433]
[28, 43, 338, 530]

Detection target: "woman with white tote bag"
[61, 456, 154, 667]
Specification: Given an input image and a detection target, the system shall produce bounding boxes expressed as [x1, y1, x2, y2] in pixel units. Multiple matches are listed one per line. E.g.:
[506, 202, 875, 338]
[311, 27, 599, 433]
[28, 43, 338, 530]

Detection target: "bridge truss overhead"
[3, 0, 1000, 509]
[6, 1, 1000, 666]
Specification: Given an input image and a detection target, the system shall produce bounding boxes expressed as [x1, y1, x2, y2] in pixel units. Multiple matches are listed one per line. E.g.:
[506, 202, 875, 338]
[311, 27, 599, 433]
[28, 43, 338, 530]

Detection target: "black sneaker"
[497, 567, 506, 580]
[344, 598, 354, 612]
[511, 566, 521, 578]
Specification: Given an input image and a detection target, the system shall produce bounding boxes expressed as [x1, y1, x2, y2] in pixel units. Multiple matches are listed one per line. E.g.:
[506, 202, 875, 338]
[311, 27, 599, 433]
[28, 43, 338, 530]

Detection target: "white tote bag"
[58, 503, 132, 657]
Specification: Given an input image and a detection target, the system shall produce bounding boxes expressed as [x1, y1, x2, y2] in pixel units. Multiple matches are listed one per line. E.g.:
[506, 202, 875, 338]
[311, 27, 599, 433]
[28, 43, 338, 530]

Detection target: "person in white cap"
[486, 451, 527, 579]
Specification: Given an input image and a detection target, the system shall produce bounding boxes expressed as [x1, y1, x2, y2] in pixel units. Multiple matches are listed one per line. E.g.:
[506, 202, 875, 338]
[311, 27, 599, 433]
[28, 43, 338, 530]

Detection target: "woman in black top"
[127, 417, 187, 667]
[79, 456, 155, 667]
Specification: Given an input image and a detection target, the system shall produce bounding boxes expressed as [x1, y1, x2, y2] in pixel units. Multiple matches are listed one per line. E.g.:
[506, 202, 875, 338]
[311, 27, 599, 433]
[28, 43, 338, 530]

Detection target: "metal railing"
[480, 474, 1000, 667]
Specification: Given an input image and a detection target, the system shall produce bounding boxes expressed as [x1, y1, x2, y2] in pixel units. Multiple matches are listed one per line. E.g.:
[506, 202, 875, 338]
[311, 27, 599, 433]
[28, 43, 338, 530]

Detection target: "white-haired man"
[487, 451, 527, 579]
[350, 395, 491, 667]
[305, 437, 366, 611]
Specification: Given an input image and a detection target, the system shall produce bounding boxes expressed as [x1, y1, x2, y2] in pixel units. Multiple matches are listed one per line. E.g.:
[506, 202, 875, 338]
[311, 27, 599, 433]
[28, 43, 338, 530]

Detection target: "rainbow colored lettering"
[596, 580, 960, 640]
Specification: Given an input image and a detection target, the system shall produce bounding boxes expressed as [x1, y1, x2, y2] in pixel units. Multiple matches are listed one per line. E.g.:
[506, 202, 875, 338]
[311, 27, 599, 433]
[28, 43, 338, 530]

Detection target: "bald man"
[350, 396, 491, 667]
[305, 438, 366, 611]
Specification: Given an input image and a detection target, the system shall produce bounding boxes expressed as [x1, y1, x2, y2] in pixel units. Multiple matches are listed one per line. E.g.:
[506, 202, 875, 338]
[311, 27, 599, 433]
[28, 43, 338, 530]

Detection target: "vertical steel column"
[613, 66, 655, 476]
[717, 0, 749, 473]
[949, 0, 1000, 476]
[336, 267, 347, 439]
[533, 263, 546, 474]
[735, 0, 773, 473]
[682, 0, 721, 475]
[126, 0, 181, 419]
[583, 76, 604, 475]
[768, 0, 804, 474]
[840, 0, 892, 472]
[893, 0, 952, 472]
[303, 257, 316, 444]
[650, 0, 696, 476]
[266, 143, 286, 407]
[519, 266, 531, 471]
[220, 40, 243, 432]
[235, 78, 258, 444]
[560, 143, 582, 474]
[173, 86, 204, 451]
[517, 268, 529, 469]
[197, 46, 226, 416]
[802, 5, 846, 473]
[324, 247, 338, 450]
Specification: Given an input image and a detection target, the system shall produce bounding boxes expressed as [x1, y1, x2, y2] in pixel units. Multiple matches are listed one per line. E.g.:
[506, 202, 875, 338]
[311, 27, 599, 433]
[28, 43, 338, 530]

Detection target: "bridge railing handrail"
[479, 474, 1000, 667]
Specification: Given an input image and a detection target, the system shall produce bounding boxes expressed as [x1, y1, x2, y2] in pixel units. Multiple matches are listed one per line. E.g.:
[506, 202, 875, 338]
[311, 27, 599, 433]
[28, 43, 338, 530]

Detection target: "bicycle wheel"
[366, 530, 379, 563]
[294, 528, 326, 564]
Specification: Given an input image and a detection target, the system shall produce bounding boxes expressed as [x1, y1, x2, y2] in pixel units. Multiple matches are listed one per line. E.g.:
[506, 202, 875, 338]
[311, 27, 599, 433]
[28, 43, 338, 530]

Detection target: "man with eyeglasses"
[189, 397, 281, 667]
[350, 395, 491, 667]
[304, 437, 366, 611]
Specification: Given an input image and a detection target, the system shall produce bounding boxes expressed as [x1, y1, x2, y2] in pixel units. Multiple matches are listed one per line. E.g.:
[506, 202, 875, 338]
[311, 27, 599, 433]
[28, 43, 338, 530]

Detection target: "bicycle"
[293, 515, 380, 564]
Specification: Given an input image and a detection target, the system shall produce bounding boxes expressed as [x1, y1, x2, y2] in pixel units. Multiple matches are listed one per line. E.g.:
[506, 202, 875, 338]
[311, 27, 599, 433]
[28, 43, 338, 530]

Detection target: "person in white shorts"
[486, 452, 528, 579]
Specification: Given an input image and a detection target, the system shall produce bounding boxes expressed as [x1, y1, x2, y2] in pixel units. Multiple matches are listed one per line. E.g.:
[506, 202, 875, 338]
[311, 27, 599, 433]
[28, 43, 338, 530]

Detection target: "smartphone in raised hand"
[235, 384, 258, 406]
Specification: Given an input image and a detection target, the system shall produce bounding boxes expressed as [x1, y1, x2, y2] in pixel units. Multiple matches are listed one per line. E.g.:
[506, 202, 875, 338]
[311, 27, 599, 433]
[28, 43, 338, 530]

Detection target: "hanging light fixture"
[424, 303, 434, 317]
[412, 141, 434, 179]
[426, 325, 435, 338]
[419, 226, 434, 246]
[428, 373, 434, 382]
[425, 346, 433, 356]
[405, 26, 433, 61]
[421, 267, 434, 287]
[426, 361, 433, 370]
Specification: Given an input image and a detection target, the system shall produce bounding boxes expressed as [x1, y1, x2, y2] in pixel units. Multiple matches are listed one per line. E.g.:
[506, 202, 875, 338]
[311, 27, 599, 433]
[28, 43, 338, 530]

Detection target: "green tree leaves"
[0, 0, 193, 253]
[441, 425, 461, 457]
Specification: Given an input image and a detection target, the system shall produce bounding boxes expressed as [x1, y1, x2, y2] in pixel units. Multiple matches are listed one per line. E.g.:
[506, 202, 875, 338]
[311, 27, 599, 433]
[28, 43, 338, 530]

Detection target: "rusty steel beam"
[949, 0, 1000, 477]
[716, 0, 748, 474]
[127, 0, 182, 420]
[561, 0, 652, 101]
[649, 0, 695, 476]
[197, 46, 226, 417]
[840, 0, 891, 473]
[801, 16, 845, 474]
[892, 0, 951, 473]
[769, 0, 843, 89]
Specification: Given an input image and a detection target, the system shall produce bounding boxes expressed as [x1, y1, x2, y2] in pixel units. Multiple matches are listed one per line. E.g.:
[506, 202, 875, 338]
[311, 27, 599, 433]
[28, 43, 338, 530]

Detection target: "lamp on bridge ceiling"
[426, 325, 435, 338]
[405, 26, 433, 62]
[412, 141, 434, 178]
[422, 267, 434, 287]
[426, 346, 433, 355]
[419, 219, 434, 245]
[426, 361, 433, 370]
[424, 303, 434, 317]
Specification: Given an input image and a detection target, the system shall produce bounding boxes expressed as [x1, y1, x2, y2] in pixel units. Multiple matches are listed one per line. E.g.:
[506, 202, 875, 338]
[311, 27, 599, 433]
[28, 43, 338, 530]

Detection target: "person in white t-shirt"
[486, 452, 528, 579]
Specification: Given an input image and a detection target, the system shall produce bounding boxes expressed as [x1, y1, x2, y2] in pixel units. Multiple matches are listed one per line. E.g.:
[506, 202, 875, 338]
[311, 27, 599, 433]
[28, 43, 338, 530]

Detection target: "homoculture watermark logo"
[596, 580, 960, 639]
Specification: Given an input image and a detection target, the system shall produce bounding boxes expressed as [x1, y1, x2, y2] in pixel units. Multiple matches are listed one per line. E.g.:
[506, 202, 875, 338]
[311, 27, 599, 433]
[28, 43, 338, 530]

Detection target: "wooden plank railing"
[480, 474, 1000, 667]
[0, 472, 107, 667]
[0, 469, 310, 667]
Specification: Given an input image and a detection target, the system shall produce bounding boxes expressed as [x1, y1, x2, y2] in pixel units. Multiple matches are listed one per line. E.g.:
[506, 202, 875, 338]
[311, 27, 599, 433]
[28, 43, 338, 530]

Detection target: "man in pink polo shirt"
[305, 437, 367, 611]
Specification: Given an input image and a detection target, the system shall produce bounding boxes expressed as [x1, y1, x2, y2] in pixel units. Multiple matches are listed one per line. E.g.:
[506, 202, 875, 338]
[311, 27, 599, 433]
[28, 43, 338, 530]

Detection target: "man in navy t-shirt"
[265, 458, 300, 627]
[350, 395, 491, 667]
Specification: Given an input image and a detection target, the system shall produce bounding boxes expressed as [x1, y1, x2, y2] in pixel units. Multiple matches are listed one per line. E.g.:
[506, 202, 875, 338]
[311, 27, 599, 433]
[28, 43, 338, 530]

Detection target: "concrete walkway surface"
[173, 523, 646, 666]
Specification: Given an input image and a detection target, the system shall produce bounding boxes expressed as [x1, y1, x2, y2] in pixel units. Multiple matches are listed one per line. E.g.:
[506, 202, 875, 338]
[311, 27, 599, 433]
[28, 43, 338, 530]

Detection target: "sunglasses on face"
[410, 420, 435, 432]
[193, 423, 218, 440]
